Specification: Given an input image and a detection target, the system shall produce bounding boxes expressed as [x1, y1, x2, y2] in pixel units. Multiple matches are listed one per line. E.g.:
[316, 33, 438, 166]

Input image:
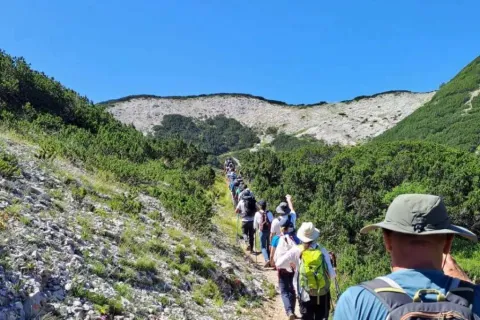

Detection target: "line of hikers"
[224, 158, 479, 320]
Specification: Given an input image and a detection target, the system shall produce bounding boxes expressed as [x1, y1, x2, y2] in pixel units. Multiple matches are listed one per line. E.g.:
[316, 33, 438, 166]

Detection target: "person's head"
[297, 222, 320, 249]
[257, 200, 267, 211]
[361, 194, 478, 270]
[276, 202, 291, 217]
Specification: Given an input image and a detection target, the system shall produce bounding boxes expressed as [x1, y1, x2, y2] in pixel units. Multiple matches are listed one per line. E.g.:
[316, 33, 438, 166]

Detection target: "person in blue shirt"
[334, 194, 479, 320]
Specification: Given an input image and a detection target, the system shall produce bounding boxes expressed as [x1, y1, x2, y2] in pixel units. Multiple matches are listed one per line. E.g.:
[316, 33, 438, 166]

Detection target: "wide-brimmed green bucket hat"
[360, 194, 478, 242]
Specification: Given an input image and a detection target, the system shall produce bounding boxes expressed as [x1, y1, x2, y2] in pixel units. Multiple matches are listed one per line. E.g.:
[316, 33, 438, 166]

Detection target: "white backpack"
[274, 234, 296, 269]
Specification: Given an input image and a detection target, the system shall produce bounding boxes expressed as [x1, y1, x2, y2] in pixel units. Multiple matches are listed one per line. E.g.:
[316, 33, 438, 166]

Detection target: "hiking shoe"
[263, 261, 270, 268]
[287, 312, 295, 320]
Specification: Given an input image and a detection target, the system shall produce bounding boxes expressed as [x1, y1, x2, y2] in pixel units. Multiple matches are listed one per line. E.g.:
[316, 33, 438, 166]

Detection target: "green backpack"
[299, 246, 330, 297]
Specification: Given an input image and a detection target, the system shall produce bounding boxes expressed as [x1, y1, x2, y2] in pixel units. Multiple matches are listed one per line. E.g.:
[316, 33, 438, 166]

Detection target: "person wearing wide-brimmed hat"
[275, 222, 336, 320]
[334, 194, 480, 320]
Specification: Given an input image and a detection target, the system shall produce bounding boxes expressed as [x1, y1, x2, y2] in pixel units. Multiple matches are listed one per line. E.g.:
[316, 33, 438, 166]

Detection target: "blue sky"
[1, 1, 479, 104]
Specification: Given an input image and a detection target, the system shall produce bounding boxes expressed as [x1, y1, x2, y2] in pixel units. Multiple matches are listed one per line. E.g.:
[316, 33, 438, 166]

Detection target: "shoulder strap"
[445, 279, 477, 308]
[360, 278, 412, 314]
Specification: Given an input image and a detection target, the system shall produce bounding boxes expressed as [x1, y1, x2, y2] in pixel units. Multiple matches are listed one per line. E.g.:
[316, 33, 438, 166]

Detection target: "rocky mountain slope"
[0, 133, 269, 320]
[105, 91, 435, 145]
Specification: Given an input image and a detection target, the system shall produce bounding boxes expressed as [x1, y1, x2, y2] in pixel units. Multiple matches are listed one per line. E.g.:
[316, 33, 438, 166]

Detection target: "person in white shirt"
[270, 194, 297, 242]
[275, 222, 336, 320]
[253, 200, 274, 267]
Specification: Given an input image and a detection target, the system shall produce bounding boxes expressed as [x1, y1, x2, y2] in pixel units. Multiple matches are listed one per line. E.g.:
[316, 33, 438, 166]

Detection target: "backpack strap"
[445, 278, 476, 308]
[360, 277, 413, 314]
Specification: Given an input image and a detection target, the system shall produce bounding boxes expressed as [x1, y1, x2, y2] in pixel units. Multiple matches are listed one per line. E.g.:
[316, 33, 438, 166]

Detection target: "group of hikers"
[223, 157, 479, 320]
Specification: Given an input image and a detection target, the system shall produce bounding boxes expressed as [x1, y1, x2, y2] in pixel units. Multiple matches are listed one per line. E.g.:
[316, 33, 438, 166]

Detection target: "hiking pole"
[254, 229, 258, 263]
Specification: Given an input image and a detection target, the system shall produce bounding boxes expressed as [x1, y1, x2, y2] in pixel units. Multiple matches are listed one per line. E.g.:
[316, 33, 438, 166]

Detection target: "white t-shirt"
[236, 200, 254, 222]
[270, 211, 297, 236]
[254, 210, 274, 231]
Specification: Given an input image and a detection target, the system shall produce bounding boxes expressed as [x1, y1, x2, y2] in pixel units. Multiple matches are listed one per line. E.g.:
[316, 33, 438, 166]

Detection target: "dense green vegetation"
[0, 50, 214, 230]
[239, 141, 480, 287]
[376, 56, 480, 151]
[269, 133, 324, 152]
[152, 114, 259, 157]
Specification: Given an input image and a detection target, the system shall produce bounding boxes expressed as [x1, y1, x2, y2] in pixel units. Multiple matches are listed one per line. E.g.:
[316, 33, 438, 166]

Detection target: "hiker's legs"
[247, 221, 255, 250]
[241, 221, 249, 246]
[299, 298, 314, 320]
[259, 231, 270, 261]
[241, 221, 254, 249]
[278, 271, 296, 315]
[315, 292, 330, 320]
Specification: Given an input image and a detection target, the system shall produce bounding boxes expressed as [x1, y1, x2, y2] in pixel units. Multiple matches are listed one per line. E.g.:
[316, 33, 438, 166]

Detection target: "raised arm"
[286, 194, 295, 213]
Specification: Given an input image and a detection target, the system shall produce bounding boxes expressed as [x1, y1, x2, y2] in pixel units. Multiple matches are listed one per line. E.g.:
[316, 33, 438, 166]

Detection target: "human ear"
[382, 231, 393, 253]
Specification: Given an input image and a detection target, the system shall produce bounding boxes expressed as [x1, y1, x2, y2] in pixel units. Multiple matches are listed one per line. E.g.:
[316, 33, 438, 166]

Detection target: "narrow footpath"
[214, 174, 300, 319]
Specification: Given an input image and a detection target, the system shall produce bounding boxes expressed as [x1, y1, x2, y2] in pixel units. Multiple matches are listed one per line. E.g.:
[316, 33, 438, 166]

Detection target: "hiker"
[254, 200, 274, 267]
[275, 222, 336, 320]
[226, 168, 236, 183]
[334, 194, 480, 320]
[270, 195, 297, 242]
[271, 216, 301, 320]
[237, 183, 254, 201]
[235, 190, 257, 251]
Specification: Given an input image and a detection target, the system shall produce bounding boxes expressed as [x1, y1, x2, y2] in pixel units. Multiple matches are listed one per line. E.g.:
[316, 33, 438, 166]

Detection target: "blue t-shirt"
[333, 269, 480, 320]
[271, 233, 300, 248]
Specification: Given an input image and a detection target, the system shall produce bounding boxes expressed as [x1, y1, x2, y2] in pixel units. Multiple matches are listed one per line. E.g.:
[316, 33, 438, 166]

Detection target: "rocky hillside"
[0, 134, 270, 320]
[105, 91, 435, 145]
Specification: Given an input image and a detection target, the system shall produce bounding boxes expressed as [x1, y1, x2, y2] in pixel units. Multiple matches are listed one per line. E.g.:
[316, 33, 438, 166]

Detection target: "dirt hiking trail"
[241, 242, 301, 319]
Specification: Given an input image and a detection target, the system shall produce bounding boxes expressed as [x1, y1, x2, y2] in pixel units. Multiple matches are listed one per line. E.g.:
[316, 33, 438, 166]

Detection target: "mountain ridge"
[106, 90, 436, 145]
[99, 89, 434, 107]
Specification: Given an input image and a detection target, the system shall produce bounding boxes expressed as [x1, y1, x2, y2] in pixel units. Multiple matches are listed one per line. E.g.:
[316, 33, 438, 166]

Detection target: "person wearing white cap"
[275, 222, 336, 320]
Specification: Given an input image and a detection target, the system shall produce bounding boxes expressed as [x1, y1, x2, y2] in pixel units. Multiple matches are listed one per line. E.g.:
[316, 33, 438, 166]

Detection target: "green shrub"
[153, 114, 259, 156]
[72, 285, 123, 315]
[265, 126, 278, 135]
[71, 186, 87, 202]
[113, 283, 133, 300]
[134, 255, 157, 272]
[192, 280, 223, 306]
[0, 150, 19, 178]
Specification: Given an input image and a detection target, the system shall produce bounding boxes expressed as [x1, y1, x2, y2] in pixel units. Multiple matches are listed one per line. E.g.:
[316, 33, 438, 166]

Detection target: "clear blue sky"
[1, 1, 479, 104]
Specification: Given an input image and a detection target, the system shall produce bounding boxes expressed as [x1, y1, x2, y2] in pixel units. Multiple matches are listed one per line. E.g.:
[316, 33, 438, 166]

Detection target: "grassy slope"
[375, 56, 480, 151]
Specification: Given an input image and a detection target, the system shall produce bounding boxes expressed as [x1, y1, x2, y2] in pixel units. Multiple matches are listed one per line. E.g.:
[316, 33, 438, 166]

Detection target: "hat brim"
[276, 206, 291, 215]
[360, 222, 478, 242]
[297, 228, 320, 243]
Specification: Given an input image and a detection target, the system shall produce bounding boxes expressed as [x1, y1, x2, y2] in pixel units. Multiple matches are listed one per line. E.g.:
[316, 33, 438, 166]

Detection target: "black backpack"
[361, 277, 479, 320]
[242, 192, 256, 218]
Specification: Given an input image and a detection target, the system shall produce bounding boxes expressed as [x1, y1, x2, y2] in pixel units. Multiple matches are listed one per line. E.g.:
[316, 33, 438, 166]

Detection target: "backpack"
[298, 246, 330, 297]
[360, 277, 479, 320]
[242, 193, 256, 218]
[280, 214, 294, 233]
[259, 211, 272, 232]
[273, 234, 296, 267]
